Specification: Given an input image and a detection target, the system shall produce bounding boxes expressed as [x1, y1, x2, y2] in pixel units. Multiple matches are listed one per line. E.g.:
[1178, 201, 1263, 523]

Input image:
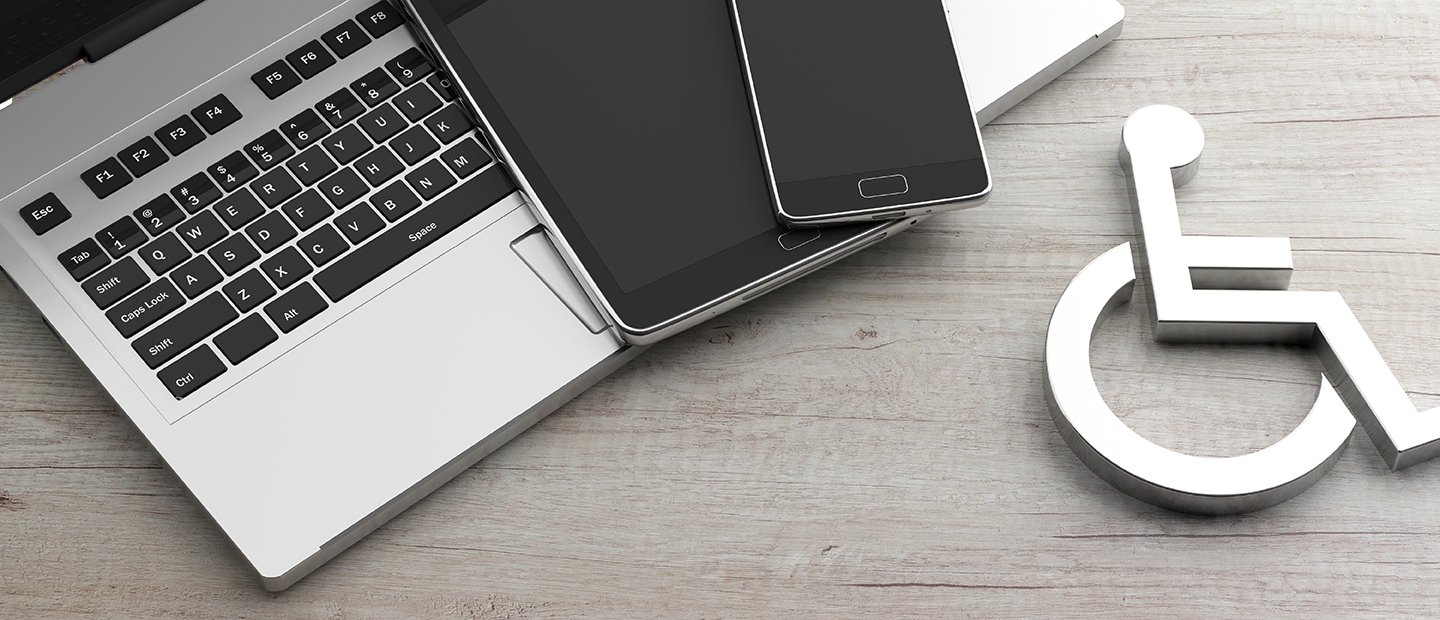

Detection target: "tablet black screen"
[444, 0, 779, 293]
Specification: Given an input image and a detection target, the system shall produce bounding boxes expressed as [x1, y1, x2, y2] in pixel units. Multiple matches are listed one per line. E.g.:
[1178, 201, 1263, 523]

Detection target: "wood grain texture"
[6, 1, 1440, 616]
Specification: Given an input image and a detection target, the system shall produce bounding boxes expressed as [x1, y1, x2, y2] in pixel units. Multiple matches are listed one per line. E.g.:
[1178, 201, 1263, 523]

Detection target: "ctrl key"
[158, 345, 227, 400]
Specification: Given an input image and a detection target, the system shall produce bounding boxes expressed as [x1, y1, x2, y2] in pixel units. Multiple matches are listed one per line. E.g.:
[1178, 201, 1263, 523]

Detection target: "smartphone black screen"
[733, 0, 989, 221]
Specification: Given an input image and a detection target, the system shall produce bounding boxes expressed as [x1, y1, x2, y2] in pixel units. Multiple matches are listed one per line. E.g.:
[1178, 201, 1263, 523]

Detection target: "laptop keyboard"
[22, 1, 514, 401]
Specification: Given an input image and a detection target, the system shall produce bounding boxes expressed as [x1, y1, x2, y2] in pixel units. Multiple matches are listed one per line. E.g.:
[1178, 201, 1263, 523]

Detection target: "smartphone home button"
[778, 229, 821, 251]
[858, 174, 910, 199]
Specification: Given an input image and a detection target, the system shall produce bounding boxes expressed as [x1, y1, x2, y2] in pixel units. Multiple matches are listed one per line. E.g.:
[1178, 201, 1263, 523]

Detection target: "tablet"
[404, 0, 904, 344]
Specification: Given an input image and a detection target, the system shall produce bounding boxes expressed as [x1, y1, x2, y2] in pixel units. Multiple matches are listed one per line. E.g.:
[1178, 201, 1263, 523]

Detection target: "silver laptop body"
[0, 0, 1121, 590]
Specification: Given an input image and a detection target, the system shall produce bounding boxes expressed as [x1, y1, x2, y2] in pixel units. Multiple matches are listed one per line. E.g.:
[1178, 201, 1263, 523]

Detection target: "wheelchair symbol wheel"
[1044, 105, 1440, 515]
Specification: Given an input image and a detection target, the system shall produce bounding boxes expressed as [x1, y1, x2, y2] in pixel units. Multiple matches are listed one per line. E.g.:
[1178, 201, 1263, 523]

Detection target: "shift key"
[132, 293, 239, 369]
[315, 165, 513, 302]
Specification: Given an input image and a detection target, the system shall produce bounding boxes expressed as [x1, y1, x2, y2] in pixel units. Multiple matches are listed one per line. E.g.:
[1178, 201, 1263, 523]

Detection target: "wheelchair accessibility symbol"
[1045, 105, 1440, 515]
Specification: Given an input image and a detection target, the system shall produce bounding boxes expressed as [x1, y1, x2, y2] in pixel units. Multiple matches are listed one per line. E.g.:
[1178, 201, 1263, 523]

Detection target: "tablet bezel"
[402, 0, 899, 343]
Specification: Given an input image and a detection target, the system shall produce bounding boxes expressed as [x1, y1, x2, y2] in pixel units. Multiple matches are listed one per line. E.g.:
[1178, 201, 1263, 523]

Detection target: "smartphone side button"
[858, 174, 910, 199]
[777, 229, 822, 252]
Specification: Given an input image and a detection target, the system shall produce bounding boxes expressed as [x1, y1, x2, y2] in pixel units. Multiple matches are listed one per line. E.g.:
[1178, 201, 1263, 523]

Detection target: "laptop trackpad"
[512, 227, 609, 334]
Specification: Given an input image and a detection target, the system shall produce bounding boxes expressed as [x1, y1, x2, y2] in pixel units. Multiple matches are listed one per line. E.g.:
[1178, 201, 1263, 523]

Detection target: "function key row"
[77, 94, 243, 202]
[250, 1, 406, 101]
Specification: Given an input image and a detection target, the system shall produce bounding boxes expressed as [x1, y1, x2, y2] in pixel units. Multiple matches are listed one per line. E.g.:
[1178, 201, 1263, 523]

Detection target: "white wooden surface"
[7, 1, 1440, 616]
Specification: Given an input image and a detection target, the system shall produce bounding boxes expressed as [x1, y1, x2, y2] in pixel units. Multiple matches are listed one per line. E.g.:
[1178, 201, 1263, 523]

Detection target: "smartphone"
[731, 0, 992, 227]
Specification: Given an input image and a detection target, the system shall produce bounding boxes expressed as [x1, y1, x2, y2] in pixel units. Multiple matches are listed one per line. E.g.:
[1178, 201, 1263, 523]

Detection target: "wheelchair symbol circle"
[1044, 105, 1440, 515]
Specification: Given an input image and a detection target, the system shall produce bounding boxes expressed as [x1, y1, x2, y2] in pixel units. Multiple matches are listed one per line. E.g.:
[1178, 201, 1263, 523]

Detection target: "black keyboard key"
[322, 20, 371, 59]
[282, 189, 334, 231]
[287, 145, 338, 186]
[336, 204, 385, 244]
[158, 345, 228, 399]
[424, 104, 473, 144]
[97, 216, 148, 259]
[82, 158, 133, 199]
[316, 166, 513, 302]
[83, 257, 150, 310]
[172, 255, 224, 299]
[281, 109, 331, 149]
[133, 293, 238, 369]
[176, 210, 228, 252]
[208, 151, 259, 192]
[214, 189, 266, 230]
[252, 59, 302, 100]
[251, 167, 302, 208]
[405, 159, 457, 200]
[371, 179, 421, 222]
[356, 147, 404, 187]
[389, 124, 439, 165]
[323, 124, 373, 166]
[351, 67, 400, 107]
[262, 247, 313, 290]
[286, 39, 337, 80]
[300, 225, 349, 268]
[393, 84, 441, 122]
[265, 282, 328, 334]
[134, 194, 185, 235]
[19, 193, 70, 235]
[358, 103, 405, 142]
[358, 1, 403, 38]
[316, 88, 365, 128]
[318, 167, 368, 209]
[58, 239, 110, 281]
[138, 232, 191, 275]
[246, 211, 298, 253]
[192, 94, 242, 135]
[118, 136, 169, 178]
[387, 49, 433, 87]
[172, 172, 223, 214]
[441, 137, 492, 179]
[245, 130, 295, 171]
[208, 234, 262, 276]
[106, 280, 184, 338]
[155, 115, 205, 156]
[427, 72, 455, 100]
[211, 250, 264, 289]
[215, 315, 279, 365]
[223, 269, 277, 313]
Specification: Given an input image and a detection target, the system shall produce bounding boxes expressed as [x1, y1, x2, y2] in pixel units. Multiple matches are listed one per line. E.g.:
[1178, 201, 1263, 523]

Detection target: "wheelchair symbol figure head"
[1045, 106, 1440, 515]
[1122, 104, 1206, 187]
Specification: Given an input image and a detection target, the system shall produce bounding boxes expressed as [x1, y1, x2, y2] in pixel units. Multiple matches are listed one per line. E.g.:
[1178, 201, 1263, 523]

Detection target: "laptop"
[0, 0, 1122, 590]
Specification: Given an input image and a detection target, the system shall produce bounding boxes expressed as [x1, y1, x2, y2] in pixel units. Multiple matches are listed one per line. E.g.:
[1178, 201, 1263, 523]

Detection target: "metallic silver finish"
[0, 0, 632, 589]
[730, 0, 993, 226]
[1046, 105, 1440, 515]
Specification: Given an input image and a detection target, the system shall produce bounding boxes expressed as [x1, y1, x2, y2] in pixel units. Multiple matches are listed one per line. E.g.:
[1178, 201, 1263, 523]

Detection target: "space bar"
[315, 166, 515, 302]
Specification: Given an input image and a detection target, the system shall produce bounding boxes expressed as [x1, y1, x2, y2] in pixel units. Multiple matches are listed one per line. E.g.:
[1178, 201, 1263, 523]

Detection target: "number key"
[208, 151, 259, 192]
[350, 67, 399, 107]
[172, 172, 223, 213]
[316, 88, 365, 128]
[245, 130, 295, 171]
[385, 48, 433, 87]
[97, 216, 148, 259]
[280, 109, 331, 149]
[133, 195, 186, 235]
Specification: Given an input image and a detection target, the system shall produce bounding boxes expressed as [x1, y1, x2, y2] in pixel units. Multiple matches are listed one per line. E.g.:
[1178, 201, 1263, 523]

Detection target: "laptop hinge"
[82, 0, 206, 62]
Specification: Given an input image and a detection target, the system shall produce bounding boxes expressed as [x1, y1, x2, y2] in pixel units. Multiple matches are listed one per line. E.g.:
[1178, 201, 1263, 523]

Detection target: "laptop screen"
[0, 0, 178, 101]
